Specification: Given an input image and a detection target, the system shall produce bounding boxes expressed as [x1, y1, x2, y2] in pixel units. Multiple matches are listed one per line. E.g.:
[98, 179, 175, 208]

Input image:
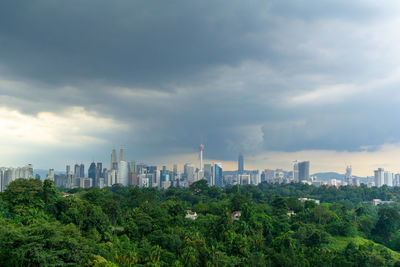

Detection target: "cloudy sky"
[1, 0, 400, 175]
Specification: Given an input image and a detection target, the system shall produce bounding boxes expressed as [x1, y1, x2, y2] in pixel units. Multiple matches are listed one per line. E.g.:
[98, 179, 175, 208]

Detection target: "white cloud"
[0, 106, 127, 147]
[290, 84, 359, 104]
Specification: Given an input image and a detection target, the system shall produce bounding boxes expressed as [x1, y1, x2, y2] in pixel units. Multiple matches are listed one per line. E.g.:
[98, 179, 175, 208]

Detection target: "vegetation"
[2, 179, 400, 266]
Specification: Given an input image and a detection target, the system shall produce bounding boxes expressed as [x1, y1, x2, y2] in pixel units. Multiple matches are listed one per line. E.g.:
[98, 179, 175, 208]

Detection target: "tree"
[2, 178, 44, 215]
[373, 207, 400, 241]
[42, 179, 60, 215]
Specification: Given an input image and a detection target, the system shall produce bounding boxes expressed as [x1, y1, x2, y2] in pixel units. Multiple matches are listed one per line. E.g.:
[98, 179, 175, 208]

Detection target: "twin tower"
[111, 148, 125, 169]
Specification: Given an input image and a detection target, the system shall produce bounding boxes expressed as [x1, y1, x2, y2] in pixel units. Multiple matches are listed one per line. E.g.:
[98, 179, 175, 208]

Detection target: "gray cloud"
[1, 0, 400, 168]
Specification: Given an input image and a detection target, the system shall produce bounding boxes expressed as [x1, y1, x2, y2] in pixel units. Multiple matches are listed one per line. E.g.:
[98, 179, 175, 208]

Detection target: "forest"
[2, 179, 400, 266]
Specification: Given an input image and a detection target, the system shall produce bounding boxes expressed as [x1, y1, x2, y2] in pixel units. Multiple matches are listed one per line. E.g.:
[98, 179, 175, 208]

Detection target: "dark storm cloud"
[0, 0, 399, 165]
[0, 0, 272, 87]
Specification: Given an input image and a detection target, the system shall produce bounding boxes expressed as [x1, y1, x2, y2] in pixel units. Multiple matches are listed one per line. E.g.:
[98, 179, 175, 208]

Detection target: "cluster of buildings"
[0, 145, 314, 191]
[49, 145, 313, 189]
[50, 146, 227, 189]
[0, 164, 34, 192]
[9, 144, 399, 191]
[373, 168, 400, 187]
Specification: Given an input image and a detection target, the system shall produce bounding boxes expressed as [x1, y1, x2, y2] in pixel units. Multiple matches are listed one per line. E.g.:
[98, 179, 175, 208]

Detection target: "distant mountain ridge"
[312, 172, 345, 180]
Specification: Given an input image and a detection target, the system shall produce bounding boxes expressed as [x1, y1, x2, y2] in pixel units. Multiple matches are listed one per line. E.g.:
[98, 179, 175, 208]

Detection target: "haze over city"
[2, 1, 400, 176]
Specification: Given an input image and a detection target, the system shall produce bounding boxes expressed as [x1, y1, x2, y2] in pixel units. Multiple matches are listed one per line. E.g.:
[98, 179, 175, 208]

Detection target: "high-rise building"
[374, 168, 384, 187]
[66, 172, 74, 188]
[214, 163, 223, 187]
[199, 144, 204, 171]
[105, 169, 117, 186]
[203, 163, 213, 185]
[345, 166, 352, 185]
[173, 164, 178, 180]
[47, 169, 55, 181]
[384, 171, 393, 187]
[239, 174, 250, 185]
[120, 148, 125, 162]
[298, 161, 310, 181]
[293, 161, 299, 182]
[238, 153, 244, 174]
[184, 163, 195, 182]
[352, 177, 360, 187]
[111, 149, 117, 169]
[74, 164, 80, 178]
[395, 174, 400, 187]
[118, 161, 129, 186]
[136, 163, 147, 175]
[80, 164, 85, 178]
[66, 165, 71, 174]
[79, 178, 93, 188]
[250, 170, 261, 185]
[96, 162, 103, 179]
[88, 162, 96, 187]
[129, 161, 136, 173]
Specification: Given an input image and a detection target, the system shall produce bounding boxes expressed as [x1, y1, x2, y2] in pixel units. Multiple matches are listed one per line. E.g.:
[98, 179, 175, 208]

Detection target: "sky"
[1, 1, 400, 176]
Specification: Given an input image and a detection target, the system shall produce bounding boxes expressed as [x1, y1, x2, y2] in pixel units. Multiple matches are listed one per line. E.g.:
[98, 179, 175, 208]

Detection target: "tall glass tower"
[88, 162, 97, 187]
[238, 153, 244, 174]
[214, 163, 223, 187]
[298, 161, 310, 181]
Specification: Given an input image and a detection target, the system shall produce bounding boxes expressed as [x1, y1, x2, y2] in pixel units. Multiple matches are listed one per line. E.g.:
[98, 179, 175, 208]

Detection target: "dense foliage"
[2, 179, 400, 266]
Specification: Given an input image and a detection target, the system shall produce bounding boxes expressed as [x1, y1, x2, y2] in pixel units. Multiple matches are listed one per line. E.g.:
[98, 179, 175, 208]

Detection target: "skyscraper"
[88, 162, 96, 187]
[199, 144, 204, 171]
[111, 149, 117, 169]
[96, 162, 103, 179]
[214, 163, 223, 187]
[80, 164, 85, 178]
[74, 164, 80, 178]
[129, 161, 136, 174]
[120, 148, 125, 162]
[118, 161, 129, 186]
[173, 164, 178, 180]
[298, 161, 310, 181]
[66, 165, 70, 174]
[184, 163, 195, 182]
[384, 171, 393, 187]
[345, 166, 352, 185]
[374, 168, 384, 187]
[293, 161, 299, 182]
[204, 163, 213, 185]
[238, 153, 244, 174]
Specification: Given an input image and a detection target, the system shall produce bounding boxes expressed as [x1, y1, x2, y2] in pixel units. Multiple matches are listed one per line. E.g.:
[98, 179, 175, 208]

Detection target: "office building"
[298, 161, 310, 181]
[199, 144, 204, 171]
[238, 153, 244, 174]
[345, 166, 352, 185]
[214, 163, 223, 187]
[384, 171, 393, 187]
[118, 161, 129, 186]
[184, 163, 195, 182]
[80, 164, 85, 178]
[293, 161, 299, 182]
[74, 164, 80, 178]
[88, 162, 96, 186]
[239, 174, 250, 185]
[111, 149, 117, 169]
[374, 168, 385, 187]
[204, 163, 213, 185]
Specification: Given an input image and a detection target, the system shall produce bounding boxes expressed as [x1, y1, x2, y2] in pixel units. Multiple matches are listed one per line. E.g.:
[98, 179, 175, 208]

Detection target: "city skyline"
[2, 1, 400, 176]
[3, 145, 400, 191]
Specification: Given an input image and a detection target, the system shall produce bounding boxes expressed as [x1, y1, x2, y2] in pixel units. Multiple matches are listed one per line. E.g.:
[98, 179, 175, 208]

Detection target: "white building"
[118, 161, 129, 186]
[184, 163, 195, 182]
[0, 165, 34, 192]
[384, 171, 393, 187]
[374, 168, 385, 187]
